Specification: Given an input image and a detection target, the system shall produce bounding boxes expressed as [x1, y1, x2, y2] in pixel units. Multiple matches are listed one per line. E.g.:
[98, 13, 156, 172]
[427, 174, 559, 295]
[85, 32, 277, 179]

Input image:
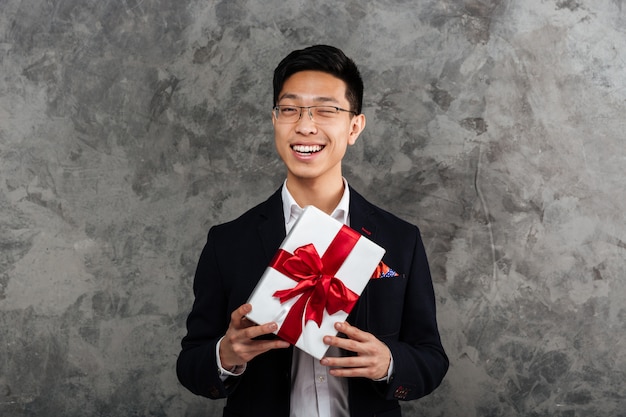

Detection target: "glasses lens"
[275, 106, 300, 123]
[311, 106, 340, 121]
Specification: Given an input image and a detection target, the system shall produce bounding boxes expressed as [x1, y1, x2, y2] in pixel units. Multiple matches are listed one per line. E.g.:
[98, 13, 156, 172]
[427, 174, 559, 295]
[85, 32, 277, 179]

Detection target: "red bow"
[270, 225, 361, 344]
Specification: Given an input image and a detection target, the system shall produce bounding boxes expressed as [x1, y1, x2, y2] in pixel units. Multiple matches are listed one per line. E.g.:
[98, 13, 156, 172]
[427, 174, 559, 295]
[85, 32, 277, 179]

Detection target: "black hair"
[273, 45, 364, 114]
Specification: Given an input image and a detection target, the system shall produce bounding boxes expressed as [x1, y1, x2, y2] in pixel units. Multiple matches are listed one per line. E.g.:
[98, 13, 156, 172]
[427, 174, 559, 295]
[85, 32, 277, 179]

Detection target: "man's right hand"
[219, 303, 290, 370]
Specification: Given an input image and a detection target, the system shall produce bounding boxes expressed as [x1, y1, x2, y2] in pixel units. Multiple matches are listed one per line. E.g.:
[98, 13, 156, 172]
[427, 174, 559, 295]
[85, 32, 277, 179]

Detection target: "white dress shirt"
[282, 180, 350, 417]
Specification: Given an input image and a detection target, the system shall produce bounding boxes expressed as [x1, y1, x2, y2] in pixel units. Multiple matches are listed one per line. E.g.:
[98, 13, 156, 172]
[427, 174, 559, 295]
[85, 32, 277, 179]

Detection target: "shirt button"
[317, 375, 326, 383]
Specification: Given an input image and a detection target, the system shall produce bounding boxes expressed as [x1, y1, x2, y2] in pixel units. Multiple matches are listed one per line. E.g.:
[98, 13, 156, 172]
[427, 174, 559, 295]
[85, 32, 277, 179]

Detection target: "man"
[177, 45, 448, 417]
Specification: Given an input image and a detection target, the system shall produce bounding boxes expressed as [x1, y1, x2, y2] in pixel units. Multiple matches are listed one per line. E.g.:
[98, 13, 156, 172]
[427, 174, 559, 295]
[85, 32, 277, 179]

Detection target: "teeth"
[292, 145, 324, 154]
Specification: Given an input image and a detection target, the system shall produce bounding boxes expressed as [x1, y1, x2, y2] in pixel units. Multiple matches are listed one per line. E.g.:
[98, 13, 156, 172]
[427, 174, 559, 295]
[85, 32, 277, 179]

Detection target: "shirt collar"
[281, 179, 350, 232]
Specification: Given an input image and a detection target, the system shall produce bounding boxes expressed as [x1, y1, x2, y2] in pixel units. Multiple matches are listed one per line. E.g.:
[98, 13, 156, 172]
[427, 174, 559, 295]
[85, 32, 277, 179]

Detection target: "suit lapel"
[347, 187, 381, 327]
[348, 186, 378, 241]
[255, 188, 295, 377]
[257, 188, 287, 263]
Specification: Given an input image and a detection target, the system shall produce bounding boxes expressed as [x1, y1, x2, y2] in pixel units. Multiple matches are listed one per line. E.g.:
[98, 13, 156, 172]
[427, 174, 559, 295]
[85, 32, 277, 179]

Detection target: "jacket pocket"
[360, 276, 407, 337]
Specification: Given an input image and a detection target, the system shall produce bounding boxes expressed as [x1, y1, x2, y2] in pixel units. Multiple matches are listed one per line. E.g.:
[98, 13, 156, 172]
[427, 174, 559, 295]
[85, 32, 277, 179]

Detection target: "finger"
[322, 355, 388, 380]
[322, 357, 372, 379]
[328, 366, 369, 378]
[223, 337, 290, 367]
[231, 305, 278, 336]
[241, 321, 281, 340]
[238, 315, 256, 329]
[323, 334, 363, 354]
[334, 321, 369, 342]
[249, 338, 291, 354]
[320, 355, 365, 368]
[230, 304, 252, 328]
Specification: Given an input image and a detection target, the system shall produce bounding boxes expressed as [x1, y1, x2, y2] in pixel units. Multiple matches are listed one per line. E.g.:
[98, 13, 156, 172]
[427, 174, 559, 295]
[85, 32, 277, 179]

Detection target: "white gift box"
[246, 205, 385, 359]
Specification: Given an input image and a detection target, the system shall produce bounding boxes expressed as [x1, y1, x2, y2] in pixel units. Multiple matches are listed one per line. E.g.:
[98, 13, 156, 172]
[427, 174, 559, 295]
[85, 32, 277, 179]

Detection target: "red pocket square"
[371, 261, 399, 279]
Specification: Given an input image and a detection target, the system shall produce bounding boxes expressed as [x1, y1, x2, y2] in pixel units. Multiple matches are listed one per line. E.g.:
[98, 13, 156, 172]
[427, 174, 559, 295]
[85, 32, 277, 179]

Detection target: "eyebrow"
[277, 93, 339, 104]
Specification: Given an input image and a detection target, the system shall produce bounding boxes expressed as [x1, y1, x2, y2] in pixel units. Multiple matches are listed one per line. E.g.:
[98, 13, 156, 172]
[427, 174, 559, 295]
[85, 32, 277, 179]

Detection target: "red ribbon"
[270, 225, 361, 344]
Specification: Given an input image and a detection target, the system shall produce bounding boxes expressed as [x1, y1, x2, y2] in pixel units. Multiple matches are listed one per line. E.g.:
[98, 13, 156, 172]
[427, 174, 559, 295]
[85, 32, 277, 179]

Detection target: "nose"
[295, 107, 317, 134]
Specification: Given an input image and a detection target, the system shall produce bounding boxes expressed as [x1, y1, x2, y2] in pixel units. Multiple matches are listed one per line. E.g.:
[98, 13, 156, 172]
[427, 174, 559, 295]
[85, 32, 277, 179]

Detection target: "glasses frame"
[273, 105, 357, 124]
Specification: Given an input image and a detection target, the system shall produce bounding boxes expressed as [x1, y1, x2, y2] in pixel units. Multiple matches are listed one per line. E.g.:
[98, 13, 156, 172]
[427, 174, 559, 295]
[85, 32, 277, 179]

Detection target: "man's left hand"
[321, 321, 391, 380]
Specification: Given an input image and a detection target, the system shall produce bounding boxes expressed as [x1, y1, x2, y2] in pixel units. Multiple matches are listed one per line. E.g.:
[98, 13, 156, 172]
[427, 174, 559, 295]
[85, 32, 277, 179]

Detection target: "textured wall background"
[1, 0, 625, 416]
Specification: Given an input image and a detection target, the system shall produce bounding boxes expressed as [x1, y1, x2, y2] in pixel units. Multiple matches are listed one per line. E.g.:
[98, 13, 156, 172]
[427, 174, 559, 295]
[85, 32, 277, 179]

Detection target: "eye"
[279, 106, 299, 115]
[316, 107, 338, 117]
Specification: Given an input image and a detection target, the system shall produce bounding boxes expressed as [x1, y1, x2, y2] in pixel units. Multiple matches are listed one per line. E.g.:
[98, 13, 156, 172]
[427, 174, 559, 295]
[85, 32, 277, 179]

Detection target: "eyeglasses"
[273, 105, 356, 124]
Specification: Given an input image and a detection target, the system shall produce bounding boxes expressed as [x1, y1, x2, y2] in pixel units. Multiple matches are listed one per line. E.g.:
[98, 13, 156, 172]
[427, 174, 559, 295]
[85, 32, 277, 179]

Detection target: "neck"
[286, 175, 345, 215]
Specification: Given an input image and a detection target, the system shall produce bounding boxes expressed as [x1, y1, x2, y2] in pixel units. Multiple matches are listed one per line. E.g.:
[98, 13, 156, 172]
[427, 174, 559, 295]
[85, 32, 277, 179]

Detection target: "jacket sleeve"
[176, 228, 240, 398]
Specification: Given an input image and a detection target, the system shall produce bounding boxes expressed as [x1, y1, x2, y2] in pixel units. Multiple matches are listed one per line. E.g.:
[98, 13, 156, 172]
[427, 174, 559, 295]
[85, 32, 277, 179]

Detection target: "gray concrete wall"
[1, 0, 624, 416]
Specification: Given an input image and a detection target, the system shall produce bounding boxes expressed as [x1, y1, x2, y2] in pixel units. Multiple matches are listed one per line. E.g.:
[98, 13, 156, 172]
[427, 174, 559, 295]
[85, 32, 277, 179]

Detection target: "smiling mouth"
[292, 145, 325, 155]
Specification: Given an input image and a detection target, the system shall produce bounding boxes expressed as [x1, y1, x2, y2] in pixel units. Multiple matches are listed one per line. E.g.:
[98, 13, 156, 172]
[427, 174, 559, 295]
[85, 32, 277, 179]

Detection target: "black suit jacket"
[177, 186, 448, 417]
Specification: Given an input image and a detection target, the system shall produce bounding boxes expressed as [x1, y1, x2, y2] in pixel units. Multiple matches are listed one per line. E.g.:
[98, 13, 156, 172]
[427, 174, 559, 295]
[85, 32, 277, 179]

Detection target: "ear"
[348, 114, 366, 145]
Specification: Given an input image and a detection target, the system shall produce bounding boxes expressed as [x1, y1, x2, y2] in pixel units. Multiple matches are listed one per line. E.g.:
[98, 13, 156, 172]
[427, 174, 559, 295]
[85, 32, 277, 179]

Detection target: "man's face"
[272, 70, 365, 185]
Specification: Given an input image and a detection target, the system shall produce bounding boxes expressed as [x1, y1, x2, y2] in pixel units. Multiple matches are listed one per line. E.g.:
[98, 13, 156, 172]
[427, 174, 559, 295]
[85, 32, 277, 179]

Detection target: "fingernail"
[335, 322, 343, 330]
